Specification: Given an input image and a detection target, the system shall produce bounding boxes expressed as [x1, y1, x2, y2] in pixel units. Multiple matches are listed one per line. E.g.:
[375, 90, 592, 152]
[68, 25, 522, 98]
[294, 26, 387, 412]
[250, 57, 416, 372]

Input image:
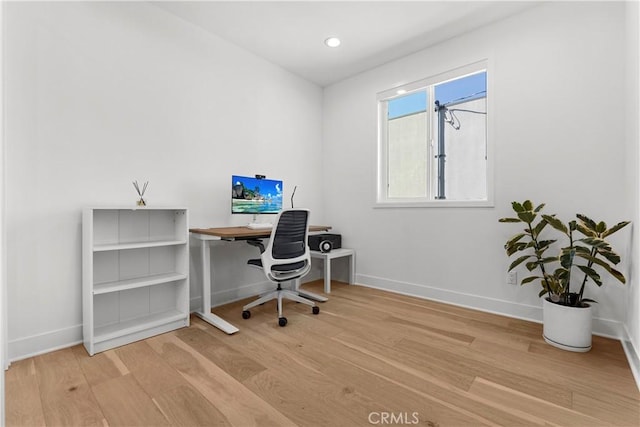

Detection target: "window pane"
[440, 97, 487, 200]
[435, 72, 486, 105]
[388, 92, 426, 119]
[387, 92, 428, 198]
[433, 72, 487, 200]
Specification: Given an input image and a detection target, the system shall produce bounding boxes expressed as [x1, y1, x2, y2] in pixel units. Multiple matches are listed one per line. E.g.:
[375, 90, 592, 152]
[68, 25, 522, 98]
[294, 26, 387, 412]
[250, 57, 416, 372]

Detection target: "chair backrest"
[261, 209, 311, 282]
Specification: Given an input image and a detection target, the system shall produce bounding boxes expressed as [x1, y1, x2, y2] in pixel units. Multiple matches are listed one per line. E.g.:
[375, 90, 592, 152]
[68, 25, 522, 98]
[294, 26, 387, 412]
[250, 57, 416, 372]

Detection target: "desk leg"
[324, 257, 332, 293]
[349, 252, 355, 285]
[295, 279, 328, 302]
[195, 240, 239, 334]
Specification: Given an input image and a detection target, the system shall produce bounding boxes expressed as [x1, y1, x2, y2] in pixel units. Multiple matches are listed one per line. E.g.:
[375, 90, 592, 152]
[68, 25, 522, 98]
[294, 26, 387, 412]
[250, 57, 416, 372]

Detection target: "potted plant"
[499, 200, 630, 352]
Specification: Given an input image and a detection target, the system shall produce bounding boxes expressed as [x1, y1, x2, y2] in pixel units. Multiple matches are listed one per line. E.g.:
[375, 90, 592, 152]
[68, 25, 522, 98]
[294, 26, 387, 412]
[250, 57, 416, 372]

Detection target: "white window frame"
[376, 60, 493, 208]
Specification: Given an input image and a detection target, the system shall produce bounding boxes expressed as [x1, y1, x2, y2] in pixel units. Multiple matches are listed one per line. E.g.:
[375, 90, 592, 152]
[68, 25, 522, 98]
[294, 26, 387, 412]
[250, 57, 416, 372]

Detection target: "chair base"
[242, 283, 317, 324]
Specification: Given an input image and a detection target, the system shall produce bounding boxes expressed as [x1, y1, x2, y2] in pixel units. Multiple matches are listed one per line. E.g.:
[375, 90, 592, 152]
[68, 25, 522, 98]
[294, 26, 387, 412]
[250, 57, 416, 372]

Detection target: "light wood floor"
[6, 281, 640, 426]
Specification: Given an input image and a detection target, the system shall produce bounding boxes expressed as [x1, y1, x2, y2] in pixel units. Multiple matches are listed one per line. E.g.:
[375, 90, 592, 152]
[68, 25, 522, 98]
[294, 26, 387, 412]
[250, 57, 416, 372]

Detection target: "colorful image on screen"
[231, 175, 283, 214]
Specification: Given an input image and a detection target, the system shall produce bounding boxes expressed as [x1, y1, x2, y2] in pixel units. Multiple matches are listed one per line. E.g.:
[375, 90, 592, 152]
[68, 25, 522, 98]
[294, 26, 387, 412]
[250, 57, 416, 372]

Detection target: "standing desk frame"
[189, 225, 331, 334]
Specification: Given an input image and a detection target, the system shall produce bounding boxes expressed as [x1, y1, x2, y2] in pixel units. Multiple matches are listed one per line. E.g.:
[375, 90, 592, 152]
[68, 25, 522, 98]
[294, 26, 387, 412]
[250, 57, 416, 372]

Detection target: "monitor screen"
[231, 175, 283, 214]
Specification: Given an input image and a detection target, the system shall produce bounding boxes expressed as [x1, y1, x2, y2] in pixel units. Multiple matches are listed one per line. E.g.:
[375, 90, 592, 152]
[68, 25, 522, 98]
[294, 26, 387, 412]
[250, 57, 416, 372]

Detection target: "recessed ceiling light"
[324, 37, 341, 48]
[396, 89, 407, 95]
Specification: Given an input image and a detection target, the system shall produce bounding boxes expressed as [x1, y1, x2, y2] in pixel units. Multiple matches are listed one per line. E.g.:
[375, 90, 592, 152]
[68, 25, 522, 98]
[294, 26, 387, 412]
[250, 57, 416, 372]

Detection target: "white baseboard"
[622, 334, 640, 392]
[8, 324, 82, 362]
[356, 274, 625, 339]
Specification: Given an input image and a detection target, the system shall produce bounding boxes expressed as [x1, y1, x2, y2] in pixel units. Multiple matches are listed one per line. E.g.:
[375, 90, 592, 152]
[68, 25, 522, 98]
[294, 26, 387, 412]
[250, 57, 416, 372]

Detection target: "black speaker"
[308, 233, 342, 253]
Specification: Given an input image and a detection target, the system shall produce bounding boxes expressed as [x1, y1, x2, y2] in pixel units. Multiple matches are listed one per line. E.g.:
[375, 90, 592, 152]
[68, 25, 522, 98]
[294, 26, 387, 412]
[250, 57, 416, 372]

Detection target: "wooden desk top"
[189, 225, 331, 239]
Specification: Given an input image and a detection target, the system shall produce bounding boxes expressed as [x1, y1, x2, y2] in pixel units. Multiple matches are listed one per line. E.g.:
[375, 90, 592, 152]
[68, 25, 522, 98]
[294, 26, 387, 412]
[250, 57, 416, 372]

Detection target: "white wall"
[0, 0, 6, 420]
[4, 2, 323, 360]
[323, 2, 632, 336]
[624, 0, 640, 387]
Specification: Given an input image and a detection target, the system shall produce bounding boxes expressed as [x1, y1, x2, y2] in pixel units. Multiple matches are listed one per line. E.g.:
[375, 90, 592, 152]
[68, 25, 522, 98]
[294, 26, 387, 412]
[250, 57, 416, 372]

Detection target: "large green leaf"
[554, 267, 569, 280]
[511, 201, 525, 213]
[506, 233, 526, 248]
[534, 247, 552, 258]
[517, 211, 536, 224]
[536, 239, 556, 251]
[532, 219, 549, 238]
[506, 242, 528, 256]
[525, 261, 539, 271]
[580, 237, 612, 251]
[576, 214, 597, 232]
[574, 245, 591, 254]
[577, 265, 602, 286]
[509, 255, 532, 271]
[499, 217, 521, 223]
[575, 222, 596, 237]
[602, 221, 631, 238]
[541, 214, 568, 235]
[575, 253, 613, 272]
[596, 221, 607, 234]
[522, 200, 534, 211]
[597, 249, 621, 265]
[608, 267, 626, 284]
[520, 275, 540, 285]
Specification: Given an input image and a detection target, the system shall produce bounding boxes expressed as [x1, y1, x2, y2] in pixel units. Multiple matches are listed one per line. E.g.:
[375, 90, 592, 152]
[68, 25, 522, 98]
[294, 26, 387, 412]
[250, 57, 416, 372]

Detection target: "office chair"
[241, 209, 319, 327]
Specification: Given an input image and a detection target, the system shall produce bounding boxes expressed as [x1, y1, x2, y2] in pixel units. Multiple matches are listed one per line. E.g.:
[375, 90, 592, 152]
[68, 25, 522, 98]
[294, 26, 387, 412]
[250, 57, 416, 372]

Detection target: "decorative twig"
[133, 180, 148, 206]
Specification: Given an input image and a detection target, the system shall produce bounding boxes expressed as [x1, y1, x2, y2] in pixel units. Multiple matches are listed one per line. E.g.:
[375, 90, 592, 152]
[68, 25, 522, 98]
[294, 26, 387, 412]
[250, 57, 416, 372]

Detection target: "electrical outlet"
[507, 271, 518, 285]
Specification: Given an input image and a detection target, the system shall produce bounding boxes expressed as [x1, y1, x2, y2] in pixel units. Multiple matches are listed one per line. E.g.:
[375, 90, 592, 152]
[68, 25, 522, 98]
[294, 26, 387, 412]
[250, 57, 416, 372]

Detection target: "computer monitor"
[231, 175, 283, 215]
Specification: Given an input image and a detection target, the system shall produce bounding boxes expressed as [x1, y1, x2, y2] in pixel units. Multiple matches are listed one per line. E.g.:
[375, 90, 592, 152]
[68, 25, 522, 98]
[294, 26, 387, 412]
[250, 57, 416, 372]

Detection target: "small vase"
[542, 298, 592, 352]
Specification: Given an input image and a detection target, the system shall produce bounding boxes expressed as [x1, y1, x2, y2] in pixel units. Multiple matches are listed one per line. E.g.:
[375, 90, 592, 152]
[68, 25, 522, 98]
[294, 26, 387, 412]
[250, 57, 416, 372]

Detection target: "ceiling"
[152, 1, 539, 87]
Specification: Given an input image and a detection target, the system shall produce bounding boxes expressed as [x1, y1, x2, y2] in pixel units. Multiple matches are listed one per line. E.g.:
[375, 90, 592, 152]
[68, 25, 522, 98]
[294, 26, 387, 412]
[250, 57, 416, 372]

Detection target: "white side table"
[310, 248, 356, 293]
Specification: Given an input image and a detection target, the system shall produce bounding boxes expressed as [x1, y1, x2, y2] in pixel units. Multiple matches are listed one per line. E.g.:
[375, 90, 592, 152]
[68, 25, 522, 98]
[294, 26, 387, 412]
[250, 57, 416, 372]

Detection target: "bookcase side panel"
[82, 209, 95, 354]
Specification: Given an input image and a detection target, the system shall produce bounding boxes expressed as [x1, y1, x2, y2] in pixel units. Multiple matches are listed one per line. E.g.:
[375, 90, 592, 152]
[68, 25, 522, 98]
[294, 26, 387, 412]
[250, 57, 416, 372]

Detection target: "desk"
[189, 225, 331, 334]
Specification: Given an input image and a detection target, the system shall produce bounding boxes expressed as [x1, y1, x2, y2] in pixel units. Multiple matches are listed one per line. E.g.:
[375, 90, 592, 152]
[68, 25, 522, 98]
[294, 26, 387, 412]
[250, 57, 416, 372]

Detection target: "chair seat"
[248, 258, 306, 271]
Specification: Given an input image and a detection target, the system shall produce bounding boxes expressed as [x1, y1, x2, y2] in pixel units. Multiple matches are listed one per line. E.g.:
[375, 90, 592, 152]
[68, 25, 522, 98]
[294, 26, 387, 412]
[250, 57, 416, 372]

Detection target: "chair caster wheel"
[278, 317, 288, 327]
[242, 310, 251, 319]
[312, 306, 320, 315]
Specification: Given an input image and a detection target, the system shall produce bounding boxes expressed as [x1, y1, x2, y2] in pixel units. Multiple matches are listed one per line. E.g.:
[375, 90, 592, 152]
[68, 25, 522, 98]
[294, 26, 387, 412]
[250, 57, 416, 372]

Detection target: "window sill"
[374, 199, 494, 208]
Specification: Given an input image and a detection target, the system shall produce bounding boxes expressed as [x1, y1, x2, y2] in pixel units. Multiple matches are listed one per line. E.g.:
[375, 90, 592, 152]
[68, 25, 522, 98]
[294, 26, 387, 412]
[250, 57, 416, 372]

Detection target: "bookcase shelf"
[82, 207, 189, 356]
[93, 272, 188, 295]
[93, 239, 187, 252]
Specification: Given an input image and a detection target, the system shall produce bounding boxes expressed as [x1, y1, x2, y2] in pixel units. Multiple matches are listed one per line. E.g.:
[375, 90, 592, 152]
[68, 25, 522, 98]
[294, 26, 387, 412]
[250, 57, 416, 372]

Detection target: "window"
[377, 62, 490, 207]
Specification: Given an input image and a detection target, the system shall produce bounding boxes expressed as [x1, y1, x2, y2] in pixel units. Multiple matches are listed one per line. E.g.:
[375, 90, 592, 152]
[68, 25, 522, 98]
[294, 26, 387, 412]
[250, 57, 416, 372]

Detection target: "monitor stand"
[247, 214, 273, 229]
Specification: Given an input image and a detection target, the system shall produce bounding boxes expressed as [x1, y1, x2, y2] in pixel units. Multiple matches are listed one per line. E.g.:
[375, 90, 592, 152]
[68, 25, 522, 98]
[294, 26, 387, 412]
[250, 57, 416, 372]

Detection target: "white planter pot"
[542, 298, 592, 352]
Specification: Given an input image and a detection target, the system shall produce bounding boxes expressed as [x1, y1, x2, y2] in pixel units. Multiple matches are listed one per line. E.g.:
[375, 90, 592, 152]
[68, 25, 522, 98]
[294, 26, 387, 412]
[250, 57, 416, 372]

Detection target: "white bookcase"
[82, 207, 189, 355]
